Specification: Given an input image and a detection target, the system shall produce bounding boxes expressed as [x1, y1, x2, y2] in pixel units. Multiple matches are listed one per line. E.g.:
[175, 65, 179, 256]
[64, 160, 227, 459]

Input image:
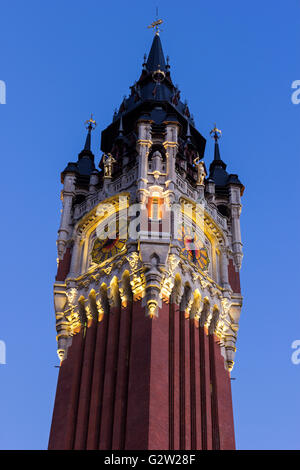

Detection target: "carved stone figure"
[103, 153, 116, 178]
[193, 156, 206, 185]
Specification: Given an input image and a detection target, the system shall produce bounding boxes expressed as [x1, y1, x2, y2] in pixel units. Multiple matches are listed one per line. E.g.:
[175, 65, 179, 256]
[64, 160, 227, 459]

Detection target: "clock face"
[91, 219, 127, 264]
[179, 225, 210, 271]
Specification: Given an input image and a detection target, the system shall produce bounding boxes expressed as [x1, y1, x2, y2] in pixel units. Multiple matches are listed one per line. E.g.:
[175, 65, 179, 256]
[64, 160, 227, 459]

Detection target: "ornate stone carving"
[101, 266, 113, 276]
[77, 278, 91, 289]
[126, 251, 146, 301]
[221, 297, 232, 316]
[143, 255, 163, 317]
[168, 254, 180, 274]
[160, 276, 174, 303]
[199, 301, 210, 328]
[66, 287, 78, 306]
[180, 285, 192, 314]
[147, 299, 159, 318]
[160, 254, 180, 303]
[130, 273, 146, 301]
[223, 331, 237, 371]
[189, 294, 201, 320]
[119, 273, 133, 308]
[109, 278, 121, 309]
[209, 308, 220, 334]
[170, 275, 183, 305]
[126, 252, 140, 271]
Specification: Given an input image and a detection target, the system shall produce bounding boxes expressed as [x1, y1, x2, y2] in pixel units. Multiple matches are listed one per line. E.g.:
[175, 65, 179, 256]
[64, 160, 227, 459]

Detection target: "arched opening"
[217, 204, 229, 218]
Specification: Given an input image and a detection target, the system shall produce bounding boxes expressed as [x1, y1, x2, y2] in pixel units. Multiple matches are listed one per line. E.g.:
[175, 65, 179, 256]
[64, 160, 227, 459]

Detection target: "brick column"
[112, 302, 132, 449]
[99, 305, 121, 449]
[211, 335, 235, 450]
[73, 319, 98, 449]
[86, 314, 109, 449]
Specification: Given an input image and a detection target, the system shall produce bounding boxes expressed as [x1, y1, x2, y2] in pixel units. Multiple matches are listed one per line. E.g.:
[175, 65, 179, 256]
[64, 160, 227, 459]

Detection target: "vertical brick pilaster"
[184, 313, 191, 450]
[209, 334, 220, 449]
[148, 302, 169, 450]
[189, 318, 196, 449]
[99, 305, 121, 449]
[169, 303, 175, 450]
[194, 320, 202, 449]
[125, 302, 151, 450]
[86, 314, 109, 449]
[112, 302, 132, 450]
[202, 327, 213, 449]
[173, 304, 180, 450]
[73, 319, 97, 449]
[212, 335, 235, 450]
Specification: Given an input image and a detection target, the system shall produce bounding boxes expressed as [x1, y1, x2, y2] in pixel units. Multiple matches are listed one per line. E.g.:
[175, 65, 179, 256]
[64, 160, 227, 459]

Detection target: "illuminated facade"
[49, 29, 244, 450]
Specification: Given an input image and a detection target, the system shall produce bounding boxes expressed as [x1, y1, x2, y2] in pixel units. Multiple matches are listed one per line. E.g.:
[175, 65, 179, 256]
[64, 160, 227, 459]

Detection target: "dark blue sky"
[0, 0, 299, 450]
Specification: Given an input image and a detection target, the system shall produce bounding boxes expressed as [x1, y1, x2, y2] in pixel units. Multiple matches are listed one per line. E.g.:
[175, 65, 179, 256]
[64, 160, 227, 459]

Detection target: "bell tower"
[49, 26, 244, 450]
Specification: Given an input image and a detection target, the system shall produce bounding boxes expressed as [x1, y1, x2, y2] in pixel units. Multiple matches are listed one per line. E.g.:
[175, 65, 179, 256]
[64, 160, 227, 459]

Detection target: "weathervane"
[148, 19, 163, 35]
[210, 123, 222, 142]
[148, 8, 163, 35]
[85, 114, 97, 131]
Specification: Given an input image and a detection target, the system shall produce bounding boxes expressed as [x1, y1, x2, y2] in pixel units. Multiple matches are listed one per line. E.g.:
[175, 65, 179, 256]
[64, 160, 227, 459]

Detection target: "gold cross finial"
[85, 114, 97, 131]
[210, 123, 222, 141]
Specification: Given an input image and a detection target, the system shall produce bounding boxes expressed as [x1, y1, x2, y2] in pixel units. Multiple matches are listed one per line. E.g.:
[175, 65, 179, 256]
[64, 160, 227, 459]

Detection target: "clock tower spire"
[49, 27, 244, 451]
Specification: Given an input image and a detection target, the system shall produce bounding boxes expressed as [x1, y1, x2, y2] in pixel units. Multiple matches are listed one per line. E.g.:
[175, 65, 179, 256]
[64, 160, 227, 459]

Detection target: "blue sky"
[0, 0, 299, 450]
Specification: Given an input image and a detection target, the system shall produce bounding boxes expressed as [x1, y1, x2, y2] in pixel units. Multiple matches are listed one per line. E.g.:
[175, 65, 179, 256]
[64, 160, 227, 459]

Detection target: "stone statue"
[103, 153, 116, 178]
[193, 156, 206, 185]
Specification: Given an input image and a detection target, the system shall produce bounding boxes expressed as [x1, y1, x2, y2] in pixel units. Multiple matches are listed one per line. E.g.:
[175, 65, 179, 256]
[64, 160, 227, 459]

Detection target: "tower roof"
[101, 32, 206, 157]
[79, 126, 93, 159]
[146, 34, 166, 72]
[209, 126, 243, 190]
[78, 116, 96, 166]
[61, 116, 97, 183]
[209, 125, 227, 178]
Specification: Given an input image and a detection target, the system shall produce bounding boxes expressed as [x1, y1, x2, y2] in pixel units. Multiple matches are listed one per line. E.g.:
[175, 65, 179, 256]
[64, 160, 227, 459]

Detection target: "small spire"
[209, 124, 227, 182]
[81, 114, 96, 154]
[210, 124, 222, 161]
[146, 25, 166, 72]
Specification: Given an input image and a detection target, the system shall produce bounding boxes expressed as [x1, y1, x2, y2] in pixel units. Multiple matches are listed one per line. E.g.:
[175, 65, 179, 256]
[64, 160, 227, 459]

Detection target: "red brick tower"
[49, 27, 244, 450]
